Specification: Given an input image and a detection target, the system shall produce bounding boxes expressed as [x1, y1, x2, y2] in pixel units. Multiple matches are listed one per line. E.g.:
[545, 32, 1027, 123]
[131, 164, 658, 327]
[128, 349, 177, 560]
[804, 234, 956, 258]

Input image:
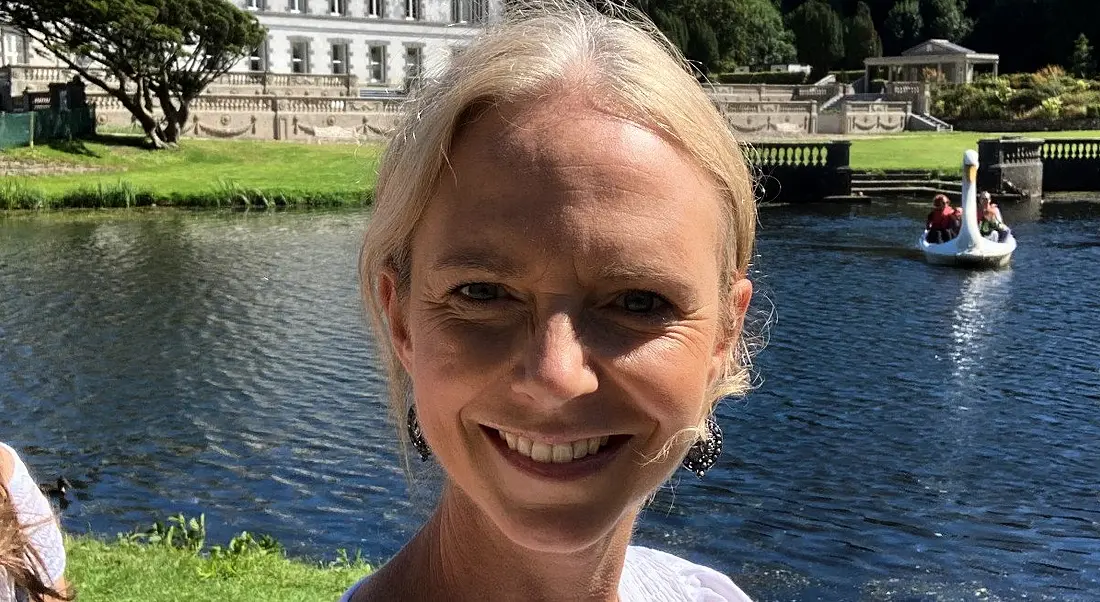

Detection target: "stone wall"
[89, 93, 404, 143]
[715, 101, 818, 136]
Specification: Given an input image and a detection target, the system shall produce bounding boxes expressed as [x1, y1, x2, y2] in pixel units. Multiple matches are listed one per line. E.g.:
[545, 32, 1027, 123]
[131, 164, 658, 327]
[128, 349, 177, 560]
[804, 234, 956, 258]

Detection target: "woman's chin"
[489, 502, 637, 554]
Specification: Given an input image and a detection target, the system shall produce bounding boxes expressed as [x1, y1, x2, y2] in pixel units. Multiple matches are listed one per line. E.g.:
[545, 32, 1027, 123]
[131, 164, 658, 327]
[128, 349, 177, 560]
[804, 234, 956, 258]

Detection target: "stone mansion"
[1, 0, 501, 92]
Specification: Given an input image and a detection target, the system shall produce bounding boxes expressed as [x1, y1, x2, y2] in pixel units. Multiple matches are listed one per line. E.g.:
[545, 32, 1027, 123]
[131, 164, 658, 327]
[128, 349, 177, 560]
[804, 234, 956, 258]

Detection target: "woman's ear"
[379, 267, 413, 372]
[710, 278, 753, 377]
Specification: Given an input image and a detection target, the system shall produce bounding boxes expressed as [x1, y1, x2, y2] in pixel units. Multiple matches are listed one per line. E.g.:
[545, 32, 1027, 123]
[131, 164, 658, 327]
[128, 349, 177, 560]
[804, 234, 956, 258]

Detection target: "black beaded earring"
[407, 405, 431, 462]
[681, 416, 722, 478]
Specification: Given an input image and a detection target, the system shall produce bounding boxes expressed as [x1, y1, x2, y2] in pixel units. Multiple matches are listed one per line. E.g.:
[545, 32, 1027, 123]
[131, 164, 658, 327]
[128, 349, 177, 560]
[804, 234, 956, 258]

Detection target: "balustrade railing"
[1040, 139, 1100, 161]
[744, 141, 850, 168]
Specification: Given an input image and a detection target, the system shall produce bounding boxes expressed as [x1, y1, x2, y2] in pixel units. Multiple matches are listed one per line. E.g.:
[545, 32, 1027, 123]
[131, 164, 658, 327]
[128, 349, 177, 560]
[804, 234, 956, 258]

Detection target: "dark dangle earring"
[681, 415, 722, 478]
[407, 405, 432, 462]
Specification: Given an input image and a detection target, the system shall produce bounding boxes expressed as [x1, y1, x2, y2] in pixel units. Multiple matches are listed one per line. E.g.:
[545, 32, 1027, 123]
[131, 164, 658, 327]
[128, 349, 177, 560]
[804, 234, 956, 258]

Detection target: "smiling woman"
[351, 1, 757, 601]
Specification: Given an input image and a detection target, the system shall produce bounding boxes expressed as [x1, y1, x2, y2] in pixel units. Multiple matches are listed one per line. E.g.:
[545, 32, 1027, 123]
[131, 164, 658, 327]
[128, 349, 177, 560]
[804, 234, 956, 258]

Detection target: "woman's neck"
[359, 483, 637, 602]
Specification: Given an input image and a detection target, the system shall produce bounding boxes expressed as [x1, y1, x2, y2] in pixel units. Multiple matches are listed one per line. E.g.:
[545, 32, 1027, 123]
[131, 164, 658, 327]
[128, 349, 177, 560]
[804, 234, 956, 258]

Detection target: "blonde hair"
[0, 484, 70, 602]
[359, 0, 757, 464]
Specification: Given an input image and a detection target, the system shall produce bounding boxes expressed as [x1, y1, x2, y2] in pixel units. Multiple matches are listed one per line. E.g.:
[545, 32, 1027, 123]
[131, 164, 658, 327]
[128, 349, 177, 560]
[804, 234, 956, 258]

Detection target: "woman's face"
[381, 97, 750, 553]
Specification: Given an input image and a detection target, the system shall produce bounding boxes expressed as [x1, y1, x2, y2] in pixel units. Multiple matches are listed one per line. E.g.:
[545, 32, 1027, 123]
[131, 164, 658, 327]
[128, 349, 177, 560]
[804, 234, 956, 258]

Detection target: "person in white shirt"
[344, 1, 757, 600]
[0, 442, 70, 602]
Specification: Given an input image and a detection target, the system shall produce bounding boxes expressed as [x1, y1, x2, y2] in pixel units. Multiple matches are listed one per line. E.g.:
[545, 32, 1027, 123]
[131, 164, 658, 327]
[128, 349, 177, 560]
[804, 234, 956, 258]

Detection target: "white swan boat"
[918, 150, 1016, 268]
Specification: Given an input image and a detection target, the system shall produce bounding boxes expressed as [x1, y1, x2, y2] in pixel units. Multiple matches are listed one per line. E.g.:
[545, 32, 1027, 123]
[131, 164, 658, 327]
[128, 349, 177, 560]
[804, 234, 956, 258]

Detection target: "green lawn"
[1, 135, 382, 209]
[847, 130, 1100, 172]
[4, 130, 1100, 209]
[66, 536, 372, 602]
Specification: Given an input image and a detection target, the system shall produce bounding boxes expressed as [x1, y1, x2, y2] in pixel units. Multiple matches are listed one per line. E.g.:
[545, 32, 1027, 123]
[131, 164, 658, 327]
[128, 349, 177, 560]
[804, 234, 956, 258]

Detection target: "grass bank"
[5, 130, 1100, 210]
[0, 135, 381, 210]
[64, 515, 372, 602]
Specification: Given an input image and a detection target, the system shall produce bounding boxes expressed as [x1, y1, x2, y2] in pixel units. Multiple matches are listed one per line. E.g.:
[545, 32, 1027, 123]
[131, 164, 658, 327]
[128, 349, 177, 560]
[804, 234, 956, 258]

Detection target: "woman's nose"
[512, 312, 598, 404]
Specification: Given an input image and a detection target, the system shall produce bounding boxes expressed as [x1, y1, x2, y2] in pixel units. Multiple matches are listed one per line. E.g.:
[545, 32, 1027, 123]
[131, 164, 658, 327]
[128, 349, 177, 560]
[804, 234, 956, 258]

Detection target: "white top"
[339, 545, 752, 602]
[0, 443, 66, 602]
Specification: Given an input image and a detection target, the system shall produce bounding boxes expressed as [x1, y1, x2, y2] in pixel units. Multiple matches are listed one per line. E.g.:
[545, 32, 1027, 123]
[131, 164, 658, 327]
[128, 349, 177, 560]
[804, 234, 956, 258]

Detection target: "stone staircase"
[851, 170, 962, 200]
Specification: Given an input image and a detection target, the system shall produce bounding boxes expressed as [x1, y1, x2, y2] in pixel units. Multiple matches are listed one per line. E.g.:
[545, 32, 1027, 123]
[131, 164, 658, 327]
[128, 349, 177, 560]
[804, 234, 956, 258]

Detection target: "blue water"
[2, 201, 1098, 601]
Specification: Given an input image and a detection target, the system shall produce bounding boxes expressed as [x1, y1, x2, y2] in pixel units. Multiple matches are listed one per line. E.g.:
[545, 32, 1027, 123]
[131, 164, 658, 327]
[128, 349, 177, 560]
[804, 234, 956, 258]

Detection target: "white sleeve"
[6, 458, 66, 586]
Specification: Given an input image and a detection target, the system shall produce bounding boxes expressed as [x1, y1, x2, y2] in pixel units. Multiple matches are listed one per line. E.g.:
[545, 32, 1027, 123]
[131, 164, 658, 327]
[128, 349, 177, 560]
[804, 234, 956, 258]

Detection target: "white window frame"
[246, 0, 263, 10]
[368, 45, 387, 83]
[291, 40, 310, 74]
[288, 0, 302, 13]
[328, 0, 345, 16]
[367, 0, 381, 17]
[406, 0, 419, 20]
[248, 44, 266, 72]
[331, 42, 349, 75]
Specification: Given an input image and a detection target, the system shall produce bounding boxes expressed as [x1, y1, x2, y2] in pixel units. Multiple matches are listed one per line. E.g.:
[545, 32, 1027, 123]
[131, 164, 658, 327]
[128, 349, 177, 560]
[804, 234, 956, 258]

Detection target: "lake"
[2, 201, 1098, 601]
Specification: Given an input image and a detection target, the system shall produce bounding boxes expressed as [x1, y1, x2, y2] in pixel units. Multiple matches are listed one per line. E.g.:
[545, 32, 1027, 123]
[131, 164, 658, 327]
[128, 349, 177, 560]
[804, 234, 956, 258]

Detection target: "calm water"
[2, 202, 1098, 601]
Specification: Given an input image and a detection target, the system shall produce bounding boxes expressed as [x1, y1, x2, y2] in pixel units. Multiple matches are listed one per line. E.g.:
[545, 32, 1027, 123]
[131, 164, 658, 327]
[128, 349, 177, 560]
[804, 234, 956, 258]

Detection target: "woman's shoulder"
[620, 546, 753, 602]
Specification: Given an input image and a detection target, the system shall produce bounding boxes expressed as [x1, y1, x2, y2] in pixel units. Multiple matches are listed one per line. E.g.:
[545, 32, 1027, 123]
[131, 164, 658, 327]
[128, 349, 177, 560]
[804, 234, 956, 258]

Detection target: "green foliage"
[920, 0, 972, 41]
[884, 0, 923, 51]
[0, 0, 266, 147]
[787, 0, 844, 79]
[66, 517, 372, 602]
[633, 0, 795, 72]
[1072, 33, 1096, 78]
[712, 71, 809, 85]
[722, 0, 797, 67]
[843, 1, 882, 70]
[931, 68, 1100, 123]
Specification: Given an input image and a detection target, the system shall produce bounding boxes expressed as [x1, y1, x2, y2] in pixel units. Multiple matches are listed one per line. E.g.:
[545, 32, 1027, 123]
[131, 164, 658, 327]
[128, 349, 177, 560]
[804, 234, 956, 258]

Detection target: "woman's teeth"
[498, 430, 611, 463]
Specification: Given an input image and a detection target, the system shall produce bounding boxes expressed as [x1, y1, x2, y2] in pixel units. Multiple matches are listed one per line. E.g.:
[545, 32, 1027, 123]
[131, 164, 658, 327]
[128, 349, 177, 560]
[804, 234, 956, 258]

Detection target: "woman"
[1, 443, 70, 602]
[978, 191, 1011, 242]
[349, 2, 756, 600]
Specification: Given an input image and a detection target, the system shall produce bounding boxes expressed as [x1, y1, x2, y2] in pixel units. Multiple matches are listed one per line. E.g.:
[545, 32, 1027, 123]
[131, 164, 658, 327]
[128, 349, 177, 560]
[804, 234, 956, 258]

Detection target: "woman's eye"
[457, 283, 501, 301]
[618, 291, 666, 313]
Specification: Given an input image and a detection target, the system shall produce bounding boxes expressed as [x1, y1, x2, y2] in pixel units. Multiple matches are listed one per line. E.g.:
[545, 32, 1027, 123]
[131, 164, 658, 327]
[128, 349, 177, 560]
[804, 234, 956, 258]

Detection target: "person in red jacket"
[925, 194, 960, 243]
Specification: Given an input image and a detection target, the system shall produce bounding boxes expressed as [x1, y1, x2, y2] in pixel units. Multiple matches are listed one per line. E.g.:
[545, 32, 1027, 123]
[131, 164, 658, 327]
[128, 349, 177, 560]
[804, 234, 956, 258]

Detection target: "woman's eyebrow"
[429, 249, 526, 278]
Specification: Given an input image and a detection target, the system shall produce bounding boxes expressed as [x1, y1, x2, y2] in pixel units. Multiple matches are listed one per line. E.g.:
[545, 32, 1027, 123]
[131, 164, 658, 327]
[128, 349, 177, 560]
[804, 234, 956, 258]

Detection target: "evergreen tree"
[884, 0, 923, 53]
[1071, 33, 1095, 78]
[844, 1, 882, 69]
[921, 0, 972, 41]
[787, 0, 844, 78]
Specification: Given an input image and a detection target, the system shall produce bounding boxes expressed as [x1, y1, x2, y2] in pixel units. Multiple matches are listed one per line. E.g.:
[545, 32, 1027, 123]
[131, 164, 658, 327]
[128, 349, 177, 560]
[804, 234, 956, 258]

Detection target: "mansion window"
[331, 42, 349, 75]
[451, 0, 488, 23]
[406, 0, 420, 20]
[249, 44, 267, 72]
[291, 40, 310, 74]
[287, 0, 303, 12]
[246, 0, 264, 10]
[368, 45, 387, 83]
[405, 46, 423, 82]
[328, 0, 346, 15]
[367, 0, 381, 17]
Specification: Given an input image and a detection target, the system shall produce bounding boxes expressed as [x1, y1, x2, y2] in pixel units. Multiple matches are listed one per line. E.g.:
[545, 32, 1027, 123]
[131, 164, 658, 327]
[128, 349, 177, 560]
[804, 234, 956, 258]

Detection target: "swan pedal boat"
[918, 149, 1017, 269]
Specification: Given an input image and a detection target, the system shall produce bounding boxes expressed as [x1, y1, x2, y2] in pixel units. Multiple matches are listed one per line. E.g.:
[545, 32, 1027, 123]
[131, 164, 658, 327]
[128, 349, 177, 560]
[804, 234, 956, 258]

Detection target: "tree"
[884, 0, 924, 53]
[1071, 33, 1095, 78]
[844, 1, 882, 70]
[787, 0, 844, 79]
[921, 0, 972, 42]
[723, 0, 797, 67]
[0, 0, 266, 148]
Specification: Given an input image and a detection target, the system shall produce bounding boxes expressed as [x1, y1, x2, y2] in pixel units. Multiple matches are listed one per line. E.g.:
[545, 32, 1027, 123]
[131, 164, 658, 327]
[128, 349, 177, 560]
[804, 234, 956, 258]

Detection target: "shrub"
[711, 71, 809, 85]
[1086, 104, 1100, 118]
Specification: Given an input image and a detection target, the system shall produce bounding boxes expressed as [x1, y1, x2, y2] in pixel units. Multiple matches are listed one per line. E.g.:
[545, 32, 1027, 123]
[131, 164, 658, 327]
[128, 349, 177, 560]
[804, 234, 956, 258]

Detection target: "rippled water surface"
[2, 203, 1098, 601]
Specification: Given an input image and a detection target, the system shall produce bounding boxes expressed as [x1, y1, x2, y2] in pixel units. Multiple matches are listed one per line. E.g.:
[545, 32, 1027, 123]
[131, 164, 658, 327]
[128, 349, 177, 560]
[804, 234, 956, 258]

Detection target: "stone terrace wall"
[89, 93, 404, 143]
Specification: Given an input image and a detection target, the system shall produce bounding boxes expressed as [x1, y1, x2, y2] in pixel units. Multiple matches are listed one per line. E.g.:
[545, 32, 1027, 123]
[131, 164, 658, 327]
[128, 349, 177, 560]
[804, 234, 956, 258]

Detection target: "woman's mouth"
[482, 426, 630, 480]
[497, 429, 611, 463]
